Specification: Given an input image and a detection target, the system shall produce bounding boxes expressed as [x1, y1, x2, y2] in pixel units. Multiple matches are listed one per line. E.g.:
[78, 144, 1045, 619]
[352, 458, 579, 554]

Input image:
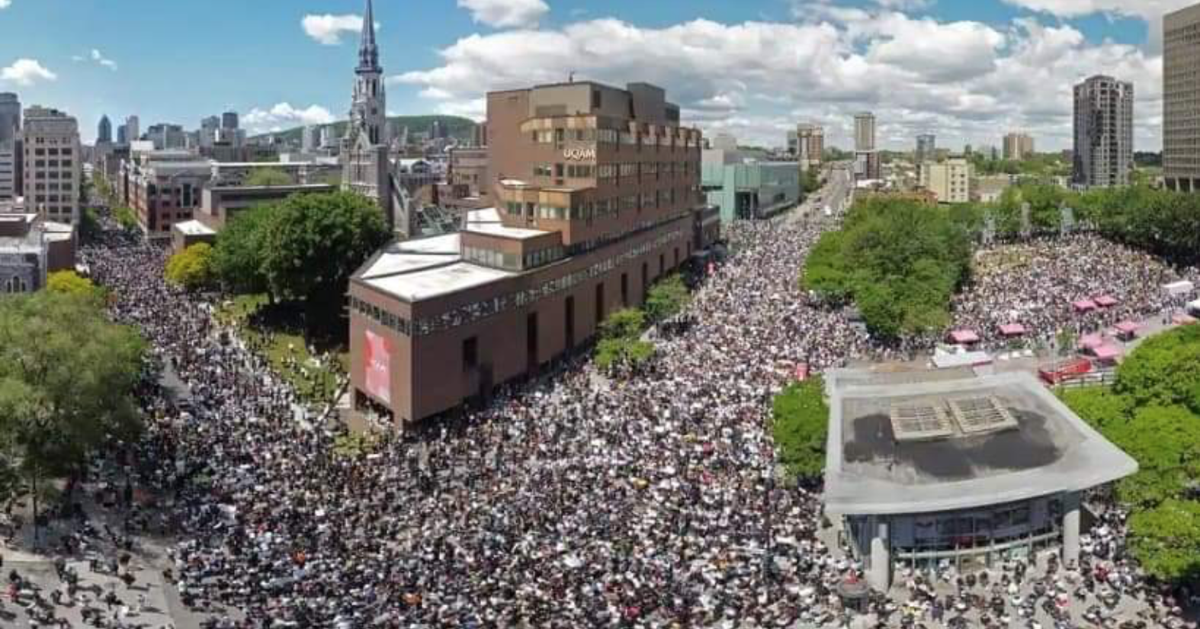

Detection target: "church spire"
[357, 0, 380, 73]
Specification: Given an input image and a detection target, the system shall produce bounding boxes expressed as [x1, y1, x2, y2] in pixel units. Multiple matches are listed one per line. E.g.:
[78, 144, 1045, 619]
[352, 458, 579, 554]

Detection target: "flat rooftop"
[823, 369, 1138, 516]
[464, 207, 549, 240]
[354, 210, 521, 302]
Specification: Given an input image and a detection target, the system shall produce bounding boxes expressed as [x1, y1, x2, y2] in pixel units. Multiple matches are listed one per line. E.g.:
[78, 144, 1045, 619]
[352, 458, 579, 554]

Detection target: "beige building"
[1003, 132, 1035, 161]
[795, 123, 824, 172]
[22, 106, 81, 224]
[1164, 3, 1200, 192]
[920, 158, 974, 204]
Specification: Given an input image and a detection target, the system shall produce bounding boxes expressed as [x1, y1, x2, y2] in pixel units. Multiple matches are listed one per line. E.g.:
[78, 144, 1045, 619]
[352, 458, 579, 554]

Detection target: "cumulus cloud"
[243, 103, 335, 133]
[0, 1, 11, 9]
[457, 0, 549, 29]
[1, 58, 56, 86]
[999, 0, 1194, 21]
[396, 9, 1164, 150]
[302, 14, 364, 45]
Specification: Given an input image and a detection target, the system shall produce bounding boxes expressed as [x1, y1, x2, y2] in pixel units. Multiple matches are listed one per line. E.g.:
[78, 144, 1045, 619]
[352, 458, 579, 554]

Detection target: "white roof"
[173, 220, 216, 236]
[465, 207, 548, 241]
[358, 234, 461, 279]
[365, 262, 513, 301]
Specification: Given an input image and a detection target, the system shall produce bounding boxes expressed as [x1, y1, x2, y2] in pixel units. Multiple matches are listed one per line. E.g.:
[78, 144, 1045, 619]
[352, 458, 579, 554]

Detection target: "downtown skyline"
[0, 0, 1187, 150]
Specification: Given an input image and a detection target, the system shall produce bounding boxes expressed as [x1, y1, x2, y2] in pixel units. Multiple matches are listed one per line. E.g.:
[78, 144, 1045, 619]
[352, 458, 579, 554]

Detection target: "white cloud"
[90, 49, 117, 70]
[397, 10, 1164, 151]
[999, 0, 1193, 21]
[457, 0, 549, 29]
[0, 1, 11, 9]
[243, 103, 335, 133]
[1, 58, 56, 86]
[302, 14, 364, 45]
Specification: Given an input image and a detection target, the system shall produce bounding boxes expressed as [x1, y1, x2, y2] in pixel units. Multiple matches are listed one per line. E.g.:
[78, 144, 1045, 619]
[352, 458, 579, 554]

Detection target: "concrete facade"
[824, 369, 1138, 591]
[1164, 3, 1200, 192]
[1003, 132, 1035, 161]
[795, 123, 824, 172]
[1073, 75, 1133, 188]
[916, 134, 936, 163]
[920, 158, 974, 204]
[855, 112, 876, 152]
[22, 106, 81, 225]
[0, 213, 75, 293]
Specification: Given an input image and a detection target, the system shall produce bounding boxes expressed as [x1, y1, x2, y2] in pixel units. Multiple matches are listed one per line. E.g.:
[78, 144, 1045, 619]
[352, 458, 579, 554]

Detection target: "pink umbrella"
[1078, 333, 1104, 349]
[1115, 321, 1141, 335]
[949, 329, 980, 344]
[999, 323, 1027, 336]
[1094, 295, 1119, 307]
[1073, 299, 1097, 312]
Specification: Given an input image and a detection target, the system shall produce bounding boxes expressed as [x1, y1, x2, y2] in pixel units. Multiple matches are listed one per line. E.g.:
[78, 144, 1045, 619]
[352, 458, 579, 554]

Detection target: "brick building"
[348, 81, 716, 428]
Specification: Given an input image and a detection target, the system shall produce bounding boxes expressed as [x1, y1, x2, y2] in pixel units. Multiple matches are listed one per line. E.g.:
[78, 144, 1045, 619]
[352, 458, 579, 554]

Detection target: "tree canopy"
[210, 204, 279, 295]
[46, 270, 103, 302]
[772, 378, 828, 480]
[166, 242, 215, 291]
[801, 198, 972, 339]
[595, 308, 655, 372]
[258, 191, 391, 322]
[1061, 325, 1200, 583]
[0, 292, 146, 504]
[643, 274, 691, 323]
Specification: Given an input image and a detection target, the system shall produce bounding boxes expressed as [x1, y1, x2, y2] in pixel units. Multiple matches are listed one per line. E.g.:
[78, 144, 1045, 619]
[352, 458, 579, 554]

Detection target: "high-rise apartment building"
[854, 112, 876, 151]
[0, 93, 20, 203]
[796, 123, 824, 172]
[147, 123, 187, 150]
[125, 115, 140, 143]
[347, 79, 713, 428]
[97, 115, 113, 145]
[1164, 3, 1200, 192]
[22, 106, 81, 224]
[1003, 132, 1035, 161]
[301, 125, 322, 153]
[916, 134, 936, 163]
[1073, 75, 1133, 188]
[920, 158, 974, 204]
[0, 93, 21, 145]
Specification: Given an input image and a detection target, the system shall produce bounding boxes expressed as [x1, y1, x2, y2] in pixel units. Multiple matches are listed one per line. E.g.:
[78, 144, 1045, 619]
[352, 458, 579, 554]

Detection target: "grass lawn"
[216, 294, 350, 407]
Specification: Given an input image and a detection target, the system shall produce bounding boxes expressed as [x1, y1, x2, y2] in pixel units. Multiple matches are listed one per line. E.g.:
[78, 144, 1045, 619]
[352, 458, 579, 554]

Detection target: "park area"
[215, 293, 349, 407]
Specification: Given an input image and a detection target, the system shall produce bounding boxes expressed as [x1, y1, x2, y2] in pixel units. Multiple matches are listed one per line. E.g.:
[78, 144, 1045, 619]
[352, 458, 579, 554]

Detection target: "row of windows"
[353, 221, 690, 337]
[462, 244, 566, 272]
[532, 128, 699, 146]
[32, 182, 74, 191]
[504, 188, 689, 223]
[31, 148, 73, 157]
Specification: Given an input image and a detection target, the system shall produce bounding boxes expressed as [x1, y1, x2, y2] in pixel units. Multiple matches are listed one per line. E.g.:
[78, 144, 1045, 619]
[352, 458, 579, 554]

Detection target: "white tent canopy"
[1164, 280, 1195, 296]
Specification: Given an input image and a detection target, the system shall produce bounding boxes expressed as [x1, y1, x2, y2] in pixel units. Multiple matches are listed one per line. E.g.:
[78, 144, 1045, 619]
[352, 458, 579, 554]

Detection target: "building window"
[463, 337, 478, 371]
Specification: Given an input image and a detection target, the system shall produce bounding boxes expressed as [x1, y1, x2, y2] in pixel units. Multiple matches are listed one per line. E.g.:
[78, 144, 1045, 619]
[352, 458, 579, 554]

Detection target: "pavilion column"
[869, 517, 891, 592]
[1062, 492, 1081, 566]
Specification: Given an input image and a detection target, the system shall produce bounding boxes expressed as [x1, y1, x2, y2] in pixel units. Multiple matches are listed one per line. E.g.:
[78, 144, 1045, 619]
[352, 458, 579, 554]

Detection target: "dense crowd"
[57, 203, 1195, 628]
[950, 234, 1200, 351]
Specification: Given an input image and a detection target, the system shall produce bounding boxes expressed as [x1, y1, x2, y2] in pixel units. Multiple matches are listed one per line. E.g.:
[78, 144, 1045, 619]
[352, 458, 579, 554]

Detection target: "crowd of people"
[50, 204, 1194, 628]
[949, 234, 1200, 351]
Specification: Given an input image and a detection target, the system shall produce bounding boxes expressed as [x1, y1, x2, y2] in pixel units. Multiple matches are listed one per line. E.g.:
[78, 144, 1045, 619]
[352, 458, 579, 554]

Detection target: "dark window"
[463, 337, 478, 371]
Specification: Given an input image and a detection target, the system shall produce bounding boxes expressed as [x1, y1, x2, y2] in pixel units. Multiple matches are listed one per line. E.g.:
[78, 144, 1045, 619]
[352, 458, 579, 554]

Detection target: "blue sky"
[0, 0, 1183, 149]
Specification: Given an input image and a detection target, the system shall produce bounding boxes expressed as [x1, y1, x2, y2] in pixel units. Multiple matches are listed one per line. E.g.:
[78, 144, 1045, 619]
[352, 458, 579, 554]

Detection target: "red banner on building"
[364, 330, 392, 405]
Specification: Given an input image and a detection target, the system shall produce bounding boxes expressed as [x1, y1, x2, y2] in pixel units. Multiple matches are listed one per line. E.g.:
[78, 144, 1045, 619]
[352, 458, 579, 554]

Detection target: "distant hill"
[251, 115, 478, 145]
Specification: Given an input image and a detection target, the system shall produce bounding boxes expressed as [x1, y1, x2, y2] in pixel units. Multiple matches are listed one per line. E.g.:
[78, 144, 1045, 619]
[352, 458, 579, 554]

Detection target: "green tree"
[258, 191, 391, 326]
[165, 242, 215, 291]
[1115, 325, 1200, 409]
[801, 198, 972, 339]
[46, 271, 103, 302]
[594, 308, 654, 371]
[244, 168, 294, 187]
[772, 378, 829, 479]
[113, 206, 139, 231]
[1128, 499, 1200, 583]
[1104, 404, 1200, 507]
[211, 204, 279, 296]
[643, 275, 690, 323]
[0, 292, 146, 535]
[1059, 388, 1131, 430]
